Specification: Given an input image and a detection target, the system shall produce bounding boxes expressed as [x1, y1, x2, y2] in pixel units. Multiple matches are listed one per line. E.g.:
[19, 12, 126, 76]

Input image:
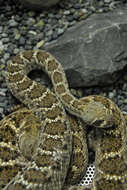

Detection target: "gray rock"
[18, 0, 60, 10]
[44, 8, 127, 88]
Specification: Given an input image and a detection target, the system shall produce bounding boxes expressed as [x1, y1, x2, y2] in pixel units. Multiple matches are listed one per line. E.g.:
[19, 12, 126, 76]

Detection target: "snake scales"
[0, 50, 127, 189]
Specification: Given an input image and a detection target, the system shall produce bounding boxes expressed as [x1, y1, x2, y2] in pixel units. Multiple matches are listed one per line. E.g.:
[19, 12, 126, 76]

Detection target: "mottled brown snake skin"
[0, 50, 127, 189]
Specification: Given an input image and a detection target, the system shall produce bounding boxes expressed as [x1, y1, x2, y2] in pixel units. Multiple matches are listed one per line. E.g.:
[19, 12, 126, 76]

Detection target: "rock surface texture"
[19, 0, 60, 10]
[45, 8, 127, 88]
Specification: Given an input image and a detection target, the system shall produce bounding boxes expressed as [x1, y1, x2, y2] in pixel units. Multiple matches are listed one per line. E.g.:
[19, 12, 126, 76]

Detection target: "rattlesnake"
[0, 50, 127, 189]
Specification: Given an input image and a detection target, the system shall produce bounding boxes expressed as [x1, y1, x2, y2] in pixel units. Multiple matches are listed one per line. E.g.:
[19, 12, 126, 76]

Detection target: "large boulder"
[18, 0, 60, 10]
[44, 8, 127, 88]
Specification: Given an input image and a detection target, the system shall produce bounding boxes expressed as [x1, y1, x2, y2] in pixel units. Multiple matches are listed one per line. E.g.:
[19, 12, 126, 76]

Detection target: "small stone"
[98, 1, 104, 7]
[0, 58, 5, 64]
[7, 45, 16, 54]
[0, 50, 4, 56]
[0, 26, 3, 33]
[123, 99, 127, 104]
[0, 88, 8, 93]
[55, 14, 62, 19]
[4, 53, 10, 61]
[57, 28, 64, 35]
[9, 19, 18, 27]
[74, 3, 82, 9]
[28, 11, 36, 17]
[64, 10, 71, 15]
[28, 31, 37, 35]
[36, 40, 45, 48]
[73, 12, 80, 20]
[69, 20, 76, 26]
[19, 37, 26, 45]
[0, 64, 5, 70]
[122, 105, 127, 112]
[13, 48, 20, 54]
[0, 102, 7, 107]
[81, 8, 88, 13]
[52, 31, 58, 40]
[46, 30, 53, 37]
[36, 33, 44, 41]
[122, 83, 127, 90]
[36, 20, 44, 27]
[1, 33, 7, 38]
[2, 38, 9, 43]
[48, 13, 54, 18]
[104, 0, 112, 3]
[67, 16, 74, 22]
[0, 41, 4, 51]
[0, 107, 4, 114]
[15, 32, 21, 40]
[0, 91, 6, 97]
[108, 92, 115, 99]
[26, 18, 35, 26]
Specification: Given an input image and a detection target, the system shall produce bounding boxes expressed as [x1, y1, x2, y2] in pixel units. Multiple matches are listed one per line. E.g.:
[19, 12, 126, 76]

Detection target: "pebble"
[0, 91, 6, 96]
[0, 41, 4, 51]
[46, 30, 53, 37]
[15, 33, 21, 40]
[0, 107, 4, 114]
[104, 0, 112, 3]
[57, 28, 64, 35]
[36, 40, 45, 48]
[0, 102, 7, 107]
[26, 17, 36, 26]
[0, 26, 3, 33]
[108, 92, 115, 99]
[3, 53, 10, 61]
[36, 20, 44, 27]
[64, 10, 71, 15]
[9, 19, 18, 27]
[2, 38, 9, 43]
[123, 99, 127, 104]
[19, 37, 26, 45]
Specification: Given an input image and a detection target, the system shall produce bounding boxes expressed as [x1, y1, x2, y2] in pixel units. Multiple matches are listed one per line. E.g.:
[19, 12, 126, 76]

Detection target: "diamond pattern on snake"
[0, 50, 127, 189]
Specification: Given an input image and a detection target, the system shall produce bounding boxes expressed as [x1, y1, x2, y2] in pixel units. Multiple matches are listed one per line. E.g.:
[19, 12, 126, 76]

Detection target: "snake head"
[79, 96, 114, 128]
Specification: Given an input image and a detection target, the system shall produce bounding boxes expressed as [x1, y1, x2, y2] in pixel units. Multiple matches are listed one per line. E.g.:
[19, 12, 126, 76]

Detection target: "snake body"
[0, 50, 127, 189]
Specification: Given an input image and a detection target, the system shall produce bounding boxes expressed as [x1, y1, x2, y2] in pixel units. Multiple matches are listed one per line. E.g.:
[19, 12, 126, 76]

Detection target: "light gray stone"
[44, 8, 127, 88]
[9, 19, 18, 27]
[18, 0, 60, 10]
[0, 41, 4, 51]
[0, 108, 3, 115]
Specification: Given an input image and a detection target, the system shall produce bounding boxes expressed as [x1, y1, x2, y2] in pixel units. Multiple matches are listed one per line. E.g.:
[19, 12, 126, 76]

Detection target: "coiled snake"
[0, 50, 127, 189]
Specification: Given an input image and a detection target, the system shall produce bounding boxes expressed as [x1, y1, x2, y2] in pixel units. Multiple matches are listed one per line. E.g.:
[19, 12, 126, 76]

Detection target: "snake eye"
[92, 119, 104, 127]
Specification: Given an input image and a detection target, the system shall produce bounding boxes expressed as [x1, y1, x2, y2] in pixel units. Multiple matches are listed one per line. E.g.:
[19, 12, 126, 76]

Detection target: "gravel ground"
[0, 0, 127, 118]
